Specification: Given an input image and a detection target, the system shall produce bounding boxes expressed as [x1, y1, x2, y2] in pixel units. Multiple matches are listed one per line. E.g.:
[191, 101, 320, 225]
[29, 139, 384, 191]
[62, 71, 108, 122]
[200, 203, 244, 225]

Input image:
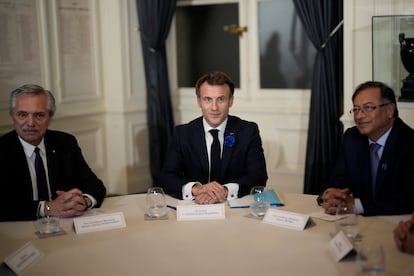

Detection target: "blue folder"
[259, 189, 285, 206]
[229, 189, 285, 208]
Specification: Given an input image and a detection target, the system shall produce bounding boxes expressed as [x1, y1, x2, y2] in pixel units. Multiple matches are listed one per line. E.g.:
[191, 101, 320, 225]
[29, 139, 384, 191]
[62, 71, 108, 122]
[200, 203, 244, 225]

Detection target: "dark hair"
[195, 71, 235, 97]
[10, 84, 56, 116]
[352, 81, 398, 118]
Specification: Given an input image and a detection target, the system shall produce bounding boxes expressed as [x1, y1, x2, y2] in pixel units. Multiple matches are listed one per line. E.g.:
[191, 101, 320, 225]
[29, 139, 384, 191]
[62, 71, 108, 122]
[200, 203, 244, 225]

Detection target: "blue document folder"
[228, 189, 285, 208]
[264, 189, 285, 206]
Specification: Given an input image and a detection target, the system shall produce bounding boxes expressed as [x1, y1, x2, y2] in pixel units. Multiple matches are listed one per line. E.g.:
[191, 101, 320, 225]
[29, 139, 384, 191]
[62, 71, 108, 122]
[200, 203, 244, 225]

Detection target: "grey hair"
[9, 84, 56, 116]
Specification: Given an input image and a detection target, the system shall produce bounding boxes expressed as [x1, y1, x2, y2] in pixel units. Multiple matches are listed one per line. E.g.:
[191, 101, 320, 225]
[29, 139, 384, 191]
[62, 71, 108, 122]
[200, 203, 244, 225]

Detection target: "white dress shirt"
[18, 137, 96, 217]
[354, 127, 392, 214]
[182, 117, 239, 201]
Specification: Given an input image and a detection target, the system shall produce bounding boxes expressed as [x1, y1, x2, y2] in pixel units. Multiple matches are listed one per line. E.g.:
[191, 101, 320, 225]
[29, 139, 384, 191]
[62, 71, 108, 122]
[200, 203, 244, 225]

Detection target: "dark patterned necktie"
[34, 147, 49, 200]
[370, 143, 381, 196]
[209, 129, 221, 182]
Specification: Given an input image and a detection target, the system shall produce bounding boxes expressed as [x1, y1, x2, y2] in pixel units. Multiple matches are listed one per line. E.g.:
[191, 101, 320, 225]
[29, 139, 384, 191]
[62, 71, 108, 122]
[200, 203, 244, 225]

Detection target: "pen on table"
[167, 205, 176, 211]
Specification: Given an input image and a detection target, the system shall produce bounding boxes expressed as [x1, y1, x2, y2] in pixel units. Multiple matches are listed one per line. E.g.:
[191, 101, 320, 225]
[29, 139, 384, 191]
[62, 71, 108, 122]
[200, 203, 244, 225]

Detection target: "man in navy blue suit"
[160, 71, 268, 204]
[0, 84, 106, 221]
[320, 81, 414, 216]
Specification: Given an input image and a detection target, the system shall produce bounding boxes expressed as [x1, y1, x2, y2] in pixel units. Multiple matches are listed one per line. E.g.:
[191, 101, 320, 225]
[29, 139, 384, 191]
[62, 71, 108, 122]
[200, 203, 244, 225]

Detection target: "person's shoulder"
[340, 127, 367, 148]
[0, 130, 17, 140]
[44, 130, 77, 144]
[176, 117, 203, 131]
[0, 130, 18, 146]
[170, 117, 203, 140]
[228, 115, 258, 130]
[343, 126, 361, 138]
[391, 118, 414, 147]
[188, 116, 203, 126]
[394, 118, 414, 135]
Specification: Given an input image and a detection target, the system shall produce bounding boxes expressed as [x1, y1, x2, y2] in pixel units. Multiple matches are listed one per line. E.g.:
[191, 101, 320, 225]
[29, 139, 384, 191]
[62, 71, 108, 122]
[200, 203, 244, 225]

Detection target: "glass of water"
[355, 242, 385, 276]
[146, 187, 167, 218]
[335, 203, 359, 240]
[250, 186, 270, 217]
[35, 216, 60, 234]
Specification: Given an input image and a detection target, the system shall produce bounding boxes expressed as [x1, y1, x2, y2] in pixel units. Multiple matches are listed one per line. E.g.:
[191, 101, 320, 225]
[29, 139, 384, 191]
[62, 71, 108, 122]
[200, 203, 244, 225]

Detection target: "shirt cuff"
[224, 183, 239, 200]
[82, 193, 97, 209]
[182, 182, 201, 200]
[354, 198, 364, 214]
[38, 201, 46, 217]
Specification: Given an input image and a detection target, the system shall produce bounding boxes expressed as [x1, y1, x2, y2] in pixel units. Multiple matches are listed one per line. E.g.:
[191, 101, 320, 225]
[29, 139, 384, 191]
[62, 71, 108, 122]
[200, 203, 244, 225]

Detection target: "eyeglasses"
[349, 103, 390, 114]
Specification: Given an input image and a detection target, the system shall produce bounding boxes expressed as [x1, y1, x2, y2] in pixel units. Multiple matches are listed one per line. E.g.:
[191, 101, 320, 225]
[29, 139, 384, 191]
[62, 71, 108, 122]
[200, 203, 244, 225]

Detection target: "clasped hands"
[393, 213, 414, 254]
[192, 182, 228, 204]
[44, 188, 90, 218]
[321, 188, 354, 215]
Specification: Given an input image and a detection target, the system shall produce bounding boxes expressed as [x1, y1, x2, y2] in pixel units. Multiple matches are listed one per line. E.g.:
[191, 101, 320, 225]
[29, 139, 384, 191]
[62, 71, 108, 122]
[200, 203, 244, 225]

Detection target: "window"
[175, 0, 315, 90]
[176, 3, 240, 88]
[258, 0, 315, 89]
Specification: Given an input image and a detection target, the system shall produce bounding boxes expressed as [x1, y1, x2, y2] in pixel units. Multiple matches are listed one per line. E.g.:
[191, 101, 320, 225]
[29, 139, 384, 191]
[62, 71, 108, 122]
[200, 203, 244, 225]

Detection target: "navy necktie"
[34, 147, 49, 200]
[370, 143, 381, 196]
[209, 129, 221, 182]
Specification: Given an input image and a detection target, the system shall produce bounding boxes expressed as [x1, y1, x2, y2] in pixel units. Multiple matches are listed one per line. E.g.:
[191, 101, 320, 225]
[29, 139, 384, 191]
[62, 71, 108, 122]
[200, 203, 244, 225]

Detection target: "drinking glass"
[335, 203, 359, 240]
[249, 186, 270, 217]
[35, 206, 61, 234]
[146, 187, 167, 218]
[355, 242, 385, 276]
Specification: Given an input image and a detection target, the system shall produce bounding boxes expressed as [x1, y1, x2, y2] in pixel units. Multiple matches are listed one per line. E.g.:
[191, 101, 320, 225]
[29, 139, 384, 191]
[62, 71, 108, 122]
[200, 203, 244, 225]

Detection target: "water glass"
[335, 203, 359, 240]
[250, 186, 270, 217]
[355, 242, 385, 276]
[35, 216, 60, 234]
[146, 187, 167, 218]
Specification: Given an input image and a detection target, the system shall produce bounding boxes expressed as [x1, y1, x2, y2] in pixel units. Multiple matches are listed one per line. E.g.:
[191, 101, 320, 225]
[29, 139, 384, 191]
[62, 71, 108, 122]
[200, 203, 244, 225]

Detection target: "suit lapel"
[221, 117, 237, 176]
[375, 125, 398, 196]
[12, 133, 35, 199]
[191, 120, 209, 177]
[44, 131, 58, 197]
[355, 140, 373, 198]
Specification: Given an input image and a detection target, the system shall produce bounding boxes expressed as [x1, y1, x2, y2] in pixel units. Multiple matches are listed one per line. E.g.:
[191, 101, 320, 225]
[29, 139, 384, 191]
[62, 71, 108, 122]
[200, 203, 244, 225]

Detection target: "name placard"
[4, 242, 42, 275]
[177, 203, 225, 221]
[74, 212, 126, 234]
[262, 209, 310, 230]
[329, 230, 355, 262]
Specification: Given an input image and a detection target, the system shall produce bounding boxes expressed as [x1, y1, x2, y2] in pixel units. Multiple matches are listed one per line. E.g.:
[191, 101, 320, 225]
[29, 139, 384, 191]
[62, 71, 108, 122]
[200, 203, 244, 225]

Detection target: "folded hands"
[45, 188, 89, 218]
[192, 182, 228, 204]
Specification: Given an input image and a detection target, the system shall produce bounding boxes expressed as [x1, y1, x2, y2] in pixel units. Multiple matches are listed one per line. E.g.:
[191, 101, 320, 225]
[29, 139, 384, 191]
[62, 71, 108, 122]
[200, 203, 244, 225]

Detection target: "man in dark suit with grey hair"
[0, 84, 106, 221]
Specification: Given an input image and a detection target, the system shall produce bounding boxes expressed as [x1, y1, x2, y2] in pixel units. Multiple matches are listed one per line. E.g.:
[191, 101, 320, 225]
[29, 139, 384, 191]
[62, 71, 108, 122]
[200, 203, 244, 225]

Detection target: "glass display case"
[372, 15, 414, 101]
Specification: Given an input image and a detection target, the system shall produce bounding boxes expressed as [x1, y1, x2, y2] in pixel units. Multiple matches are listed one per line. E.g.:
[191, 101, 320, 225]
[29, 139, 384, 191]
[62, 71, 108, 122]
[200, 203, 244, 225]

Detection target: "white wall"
[0, 0, 151, 196]
[98, 0, 151, 195]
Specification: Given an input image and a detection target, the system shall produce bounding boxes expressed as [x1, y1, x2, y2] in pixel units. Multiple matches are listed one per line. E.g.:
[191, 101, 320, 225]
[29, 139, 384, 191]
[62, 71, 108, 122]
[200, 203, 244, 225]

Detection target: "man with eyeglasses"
[0, 84, 106, 221]
[160, 71, 268, 204]
[319, 81, 414, 216]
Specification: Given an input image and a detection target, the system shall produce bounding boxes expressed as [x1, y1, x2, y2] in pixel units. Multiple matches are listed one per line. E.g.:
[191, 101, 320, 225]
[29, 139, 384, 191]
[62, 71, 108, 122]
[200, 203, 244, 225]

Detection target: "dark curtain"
[136, 0, 176, 186]
[293, 0, 344, 194]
